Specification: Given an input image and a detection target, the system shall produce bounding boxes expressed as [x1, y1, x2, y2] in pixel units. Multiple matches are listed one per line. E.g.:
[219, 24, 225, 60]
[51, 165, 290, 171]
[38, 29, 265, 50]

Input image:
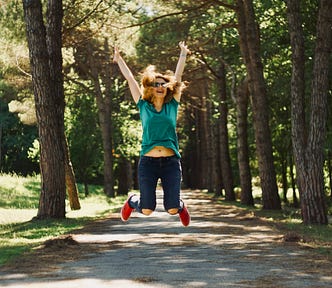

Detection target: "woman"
[113, 41, 190, 226]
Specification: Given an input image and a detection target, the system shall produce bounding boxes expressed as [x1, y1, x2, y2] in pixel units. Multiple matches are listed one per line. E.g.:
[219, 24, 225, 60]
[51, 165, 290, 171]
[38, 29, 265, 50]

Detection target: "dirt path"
[0, 190, 331, 288]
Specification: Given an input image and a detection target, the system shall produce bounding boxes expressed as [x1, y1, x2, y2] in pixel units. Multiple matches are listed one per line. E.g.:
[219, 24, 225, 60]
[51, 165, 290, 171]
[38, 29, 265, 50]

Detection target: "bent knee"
[167, 208, 179, 215]
[142, 209, 154, 216]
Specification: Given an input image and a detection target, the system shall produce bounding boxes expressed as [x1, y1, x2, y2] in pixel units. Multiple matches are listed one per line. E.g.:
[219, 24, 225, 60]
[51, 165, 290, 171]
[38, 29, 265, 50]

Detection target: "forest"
[0, 0, 331, 224]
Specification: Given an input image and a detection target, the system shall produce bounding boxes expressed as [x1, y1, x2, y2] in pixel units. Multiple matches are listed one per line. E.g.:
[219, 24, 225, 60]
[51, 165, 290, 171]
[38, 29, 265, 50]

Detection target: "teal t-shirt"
[137, 98, 181, 158]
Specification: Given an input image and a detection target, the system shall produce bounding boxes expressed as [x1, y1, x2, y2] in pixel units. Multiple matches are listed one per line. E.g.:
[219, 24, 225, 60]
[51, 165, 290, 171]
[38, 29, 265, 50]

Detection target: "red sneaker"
[121, 196, 134, 222]
[179, 204, 190, 226]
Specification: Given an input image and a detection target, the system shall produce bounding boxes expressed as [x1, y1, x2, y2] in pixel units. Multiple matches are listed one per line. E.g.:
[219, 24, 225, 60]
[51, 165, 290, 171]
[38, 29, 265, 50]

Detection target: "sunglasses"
[151, 82, 167, 88]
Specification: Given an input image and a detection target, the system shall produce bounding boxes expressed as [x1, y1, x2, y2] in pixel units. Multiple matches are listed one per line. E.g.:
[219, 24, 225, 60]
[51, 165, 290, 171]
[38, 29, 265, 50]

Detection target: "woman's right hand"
[113, 46, 120, 63]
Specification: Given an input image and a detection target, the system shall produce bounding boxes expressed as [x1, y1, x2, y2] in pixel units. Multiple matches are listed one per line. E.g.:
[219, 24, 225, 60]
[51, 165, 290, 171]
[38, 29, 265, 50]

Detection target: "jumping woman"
[113, 41, 190, 226]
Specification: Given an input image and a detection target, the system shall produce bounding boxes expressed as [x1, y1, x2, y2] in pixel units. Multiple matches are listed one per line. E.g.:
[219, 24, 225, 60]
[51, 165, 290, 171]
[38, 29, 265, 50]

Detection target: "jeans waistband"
[141, 155, 178, 161]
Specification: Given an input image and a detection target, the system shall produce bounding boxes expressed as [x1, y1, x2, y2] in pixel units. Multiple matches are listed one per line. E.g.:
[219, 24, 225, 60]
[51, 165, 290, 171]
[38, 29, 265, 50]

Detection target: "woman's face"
[152, 78, 167, 99]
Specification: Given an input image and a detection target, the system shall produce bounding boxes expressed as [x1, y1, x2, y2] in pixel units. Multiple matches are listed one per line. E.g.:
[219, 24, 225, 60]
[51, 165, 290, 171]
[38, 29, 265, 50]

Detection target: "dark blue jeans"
[129, 155, 182, 213]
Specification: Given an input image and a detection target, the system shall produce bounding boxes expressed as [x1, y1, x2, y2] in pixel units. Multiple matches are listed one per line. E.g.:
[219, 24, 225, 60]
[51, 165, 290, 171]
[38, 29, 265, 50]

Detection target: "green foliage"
[0, 0, 38, 175]
[136, 12, 192, 71]
[27, 139, 40, 164]
[113, 101, 142, 158]
[64, 71, 142, 185]
[0, 0, 26, 41]
[112, 79, 141, 158]
[0, 96, 39, 175]
[0, 80, 17, 101]
[65, 84, 103, 184]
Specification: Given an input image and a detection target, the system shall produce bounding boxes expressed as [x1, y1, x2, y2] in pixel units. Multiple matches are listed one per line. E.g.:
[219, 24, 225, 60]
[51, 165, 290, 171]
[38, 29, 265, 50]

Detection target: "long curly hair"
[141, 65, 186, 103]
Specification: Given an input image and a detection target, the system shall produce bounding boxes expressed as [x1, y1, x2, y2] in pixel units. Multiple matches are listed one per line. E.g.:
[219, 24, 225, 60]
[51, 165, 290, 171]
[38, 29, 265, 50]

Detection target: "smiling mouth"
[156, 89, 165, 94]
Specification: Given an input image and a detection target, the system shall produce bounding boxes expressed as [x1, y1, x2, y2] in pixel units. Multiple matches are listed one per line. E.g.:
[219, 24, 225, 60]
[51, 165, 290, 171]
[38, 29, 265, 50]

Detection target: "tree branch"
[120, 0, 216, 29]
[212, 0, 237, 11]
[64, 0, 104, 32]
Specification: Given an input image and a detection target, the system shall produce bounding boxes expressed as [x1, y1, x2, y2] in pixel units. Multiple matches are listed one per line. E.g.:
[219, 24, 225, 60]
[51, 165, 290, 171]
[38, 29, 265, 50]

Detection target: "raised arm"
[113, 47, 141, 104]
[174, 41, 190, 83]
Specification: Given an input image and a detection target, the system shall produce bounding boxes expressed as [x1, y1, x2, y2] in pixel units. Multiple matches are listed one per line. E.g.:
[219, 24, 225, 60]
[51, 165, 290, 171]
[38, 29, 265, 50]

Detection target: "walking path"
[0, 190, 331, 288]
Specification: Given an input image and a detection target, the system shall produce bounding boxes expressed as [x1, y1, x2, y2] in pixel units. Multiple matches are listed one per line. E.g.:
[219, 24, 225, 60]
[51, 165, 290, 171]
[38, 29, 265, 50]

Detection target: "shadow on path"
[0, 190, 331, 288]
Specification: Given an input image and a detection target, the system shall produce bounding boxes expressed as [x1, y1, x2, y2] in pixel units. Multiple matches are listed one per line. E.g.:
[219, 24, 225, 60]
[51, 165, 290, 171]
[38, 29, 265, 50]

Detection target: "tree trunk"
[287, 0, 331, 224]
[195, 105, 205, 188]
[64, 137, 80, 210]
[217, 63, 235, 201]
[84, 182, 89, 197]
[236, 79, 254, 206]
[102, 39, 115, 197]
[281, 158, 288, 204]
[94, 76, 114, 197]
[23, 0, 66, 218]
[86, 42, 114, 197]
[133, 157, 139, 190]
[236, 0, 281, 209]
[200, 76, 211, 190]
[0, 121, 2, 168]
[214, 117, 223, 196]
[181, 104, 197, 189]
[187, 72, 211, 189]
[117, 156, 132, 195]
[206, 80, 217, 194]
[289, 154, 299, 208]
[328, 150, 332, 199]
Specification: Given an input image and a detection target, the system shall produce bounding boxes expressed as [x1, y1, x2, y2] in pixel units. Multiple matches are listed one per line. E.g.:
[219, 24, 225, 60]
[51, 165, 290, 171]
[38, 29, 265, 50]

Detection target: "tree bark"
[198, 78, 210, 189]
[101, 39, 115, 197]
[86, 41, 115, 197]
[181, 103, 198, 189]
[287, 0, 331, 224]
[23, 0, 66, 218]
[236, 78, 254, 206]
[64, 137, 80, 210]
[289, 154, 299, 208]
[0, 121, 2, 168]
[217, 63, 235, 201]
[236, 0, 281, 209]
[186, 71, 211, 189]
[328, 150, 332, 199]
[117, 156, 132, 195]
[281, 158, 288, 203]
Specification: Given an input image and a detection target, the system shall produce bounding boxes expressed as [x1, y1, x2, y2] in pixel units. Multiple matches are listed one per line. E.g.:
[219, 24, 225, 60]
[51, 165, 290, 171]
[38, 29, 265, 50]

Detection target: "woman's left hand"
[179, 41, 190, 54]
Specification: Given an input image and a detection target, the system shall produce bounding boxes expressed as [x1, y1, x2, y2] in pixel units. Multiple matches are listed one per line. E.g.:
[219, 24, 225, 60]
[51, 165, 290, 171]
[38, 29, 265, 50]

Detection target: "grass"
[253, 207, 332, 258]
[222, 186, 332, 255]
[0, 173, 40, 209]
[0, 173, 127, 266]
